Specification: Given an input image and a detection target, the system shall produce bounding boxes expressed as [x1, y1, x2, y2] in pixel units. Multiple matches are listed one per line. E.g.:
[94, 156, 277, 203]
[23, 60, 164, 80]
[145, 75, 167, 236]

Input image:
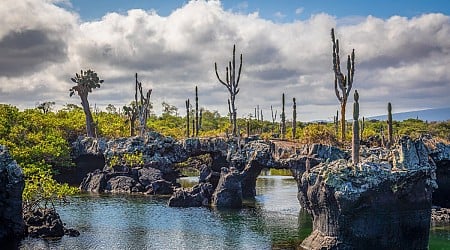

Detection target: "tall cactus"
[185, 99, 190, 138]
[387, 102, 393, 148]
[199, 108, 203, 132]
[331, 28, 355, 142]
[281, 93, 286, 139]
[334, 110, 339, 136]
[195, 86, 199, 137]
[134, 73, 152, 137]
[215, 44, 243, 137]
[271, 105, 277, 134]
[292, 97, 297, 140]
[352, 90, 360, 165]
[360, 116, 365, 141]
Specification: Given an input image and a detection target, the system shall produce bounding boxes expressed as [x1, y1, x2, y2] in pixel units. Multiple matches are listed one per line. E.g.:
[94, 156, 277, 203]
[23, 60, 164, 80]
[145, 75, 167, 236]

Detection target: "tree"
[215, 44, 243, 137]
[37, 101, 55, 114]
[331, 28, 355, 142]
[70, 69, 103, 137]
[106, 104, 117, 114]
[162, 101, 178, 116]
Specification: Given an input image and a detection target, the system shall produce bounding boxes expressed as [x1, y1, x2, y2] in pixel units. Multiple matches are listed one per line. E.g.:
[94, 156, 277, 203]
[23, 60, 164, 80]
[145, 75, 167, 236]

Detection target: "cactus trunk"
[195, 86, 199, 137]
[281, 93, 286, 140]
[387, 102, 393, 148]
[292, 97, 297, 140]
[185, 99, 190, 138]
[352, 90, 360, 165]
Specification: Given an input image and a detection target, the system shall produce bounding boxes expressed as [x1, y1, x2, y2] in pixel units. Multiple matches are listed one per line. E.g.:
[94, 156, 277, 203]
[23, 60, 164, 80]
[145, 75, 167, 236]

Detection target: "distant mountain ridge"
[368, 107, 450, 122]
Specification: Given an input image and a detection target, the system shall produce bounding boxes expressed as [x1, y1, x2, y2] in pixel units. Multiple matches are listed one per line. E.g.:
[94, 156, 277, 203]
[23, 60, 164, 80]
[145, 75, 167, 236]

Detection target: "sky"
[1, 0, 450, 121]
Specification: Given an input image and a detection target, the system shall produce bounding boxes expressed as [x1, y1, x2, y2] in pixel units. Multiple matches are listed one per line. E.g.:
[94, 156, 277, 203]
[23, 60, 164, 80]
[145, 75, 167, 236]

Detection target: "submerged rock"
[298, 137, 436, 249]
[0, 145, 25, 245]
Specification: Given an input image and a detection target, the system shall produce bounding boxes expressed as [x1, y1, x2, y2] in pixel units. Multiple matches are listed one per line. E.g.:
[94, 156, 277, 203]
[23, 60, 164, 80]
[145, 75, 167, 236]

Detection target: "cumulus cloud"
[0, 0, 449, 121]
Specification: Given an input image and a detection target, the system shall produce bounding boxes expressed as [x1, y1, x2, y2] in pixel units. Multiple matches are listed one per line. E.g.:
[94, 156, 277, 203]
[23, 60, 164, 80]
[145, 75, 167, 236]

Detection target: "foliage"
[108, 152, 144, 168]
[0, 105, 78, 210]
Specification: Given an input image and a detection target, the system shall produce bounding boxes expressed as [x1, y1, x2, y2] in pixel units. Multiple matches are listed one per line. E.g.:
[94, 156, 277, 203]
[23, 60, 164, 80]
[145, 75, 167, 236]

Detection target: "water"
[20, 176, 450, 250]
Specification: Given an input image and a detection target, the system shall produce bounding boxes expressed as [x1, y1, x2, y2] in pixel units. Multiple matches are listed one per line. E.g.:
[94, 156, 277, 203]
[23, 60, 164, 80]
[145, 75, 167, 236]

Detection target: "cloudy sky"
[1, 0, 449, 121]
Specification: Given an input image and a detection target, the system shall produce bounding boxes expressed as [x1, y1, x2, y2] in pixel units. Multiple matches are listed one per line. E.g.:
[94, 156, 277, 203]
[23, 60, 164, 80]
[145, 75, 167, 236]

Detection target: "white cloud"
[295, 8, 304, 15]
[0, 0, 449, 121]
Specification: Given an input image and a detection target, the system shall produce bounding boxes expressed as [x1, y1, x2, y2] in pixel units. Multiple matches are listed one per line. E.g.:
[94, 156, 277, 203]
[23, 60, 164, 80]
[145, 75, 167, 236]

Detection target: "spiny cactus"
[247, 118, 250, 137]
[215, 44, 243, 137]
[334, 110, 339, 136]
[185, 99, 190, 138]
[281, 93, 286, 140]
[271, 105, 277, 134]
[134, 73, 152, 137]
[195, 86, 199, 137]
[387, 102, 393, 148]
[292, 97, 297, 140]
[199, 108, 203, 132]
[360, 116, 365, 141]
[352, 90, 360, 165]
[331, 28, 355, 142]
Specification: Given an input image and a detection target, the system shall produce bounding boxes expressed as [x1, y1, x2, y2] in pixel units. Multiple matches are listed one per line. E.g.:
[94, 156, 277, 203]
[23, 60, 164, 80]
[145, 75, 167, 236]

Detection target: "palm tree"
[69, 69, 103, 137]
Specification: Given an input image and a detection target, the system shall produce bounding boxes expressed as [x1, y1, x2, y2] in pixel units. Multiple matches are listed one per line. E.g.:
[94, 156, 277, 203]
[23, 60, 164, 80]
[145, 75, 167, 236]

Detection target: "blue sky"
[1, 0, 450, 121]
[65, 0, 450, 22]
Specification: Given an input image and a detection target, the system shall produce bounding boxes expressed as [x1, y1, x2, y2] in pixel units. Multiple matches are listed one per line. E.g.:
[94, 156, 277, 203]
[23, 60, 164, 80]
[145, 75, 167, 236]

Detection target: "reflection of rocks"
[298, 137, 436, 249]
[23, 208, 79, 238]
[0, 145, 24, 244]
[212, 168, 243, 208]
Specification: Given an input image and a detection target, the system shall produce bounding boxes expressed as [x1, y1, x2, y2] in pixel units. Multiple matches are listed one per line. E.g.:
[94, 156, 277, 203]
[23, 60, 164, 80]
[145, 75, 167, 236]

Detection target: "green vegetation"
[1, 101, 448, 211]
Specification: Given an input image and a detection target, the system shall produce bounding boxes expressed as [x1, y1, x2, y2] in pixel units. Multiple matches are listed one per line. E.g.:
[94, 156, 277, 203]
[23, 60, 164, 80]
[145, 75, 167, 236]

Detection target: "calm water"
[20, 175, 450, 250]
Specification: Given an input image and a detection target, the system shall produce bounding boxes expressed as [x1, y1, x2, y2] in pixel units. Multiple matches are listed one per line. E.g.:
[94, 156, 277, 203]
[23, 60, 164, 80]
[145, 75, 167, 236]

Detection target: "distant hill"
[368, 107, 450, 122]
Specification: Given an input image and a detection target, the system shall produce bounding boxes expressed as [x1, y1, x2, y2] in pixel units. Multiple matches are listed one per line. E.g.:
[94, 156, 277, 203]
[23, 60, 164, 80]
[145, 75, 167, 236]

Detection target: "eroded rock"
[298, 137, 436, 249]
[0, 145, 24, 244]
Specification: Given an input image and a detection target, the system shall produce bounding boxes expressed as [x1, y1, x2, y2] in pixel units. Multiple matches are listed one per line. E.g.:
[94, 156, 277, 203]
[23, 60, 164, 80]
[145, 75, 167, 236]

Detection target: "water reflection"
[19, 176, 448, 249]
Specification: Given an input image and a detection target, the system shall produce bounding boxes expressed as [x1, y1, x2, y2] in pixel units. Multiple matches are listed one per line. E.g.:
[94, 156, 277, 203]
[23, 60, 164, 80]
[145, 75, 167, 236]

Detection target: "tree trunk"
[340, 101, 346, 142]
[80, 94, 95, 137]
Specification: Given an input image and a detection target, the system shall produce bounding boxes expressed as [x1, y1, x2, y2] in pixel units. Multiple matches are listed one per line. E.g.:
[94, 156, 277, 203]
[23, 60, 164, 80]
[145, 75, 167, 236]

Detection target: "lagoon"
[20, 175, 450, 249]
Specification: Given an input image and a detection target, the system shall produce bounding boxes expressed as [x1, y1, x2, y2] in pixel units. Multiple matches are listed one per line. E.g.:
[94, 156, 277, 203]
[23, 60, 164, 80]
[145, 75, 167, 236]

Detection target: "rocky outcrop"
[211, 167, 243, 208]
[168, 183, 214, 207]
[0, 145, 24, 245]
[76, 132, 234, 195]
[298, 137, 436, 249]
[23, 208, 79, 238]
[169, 140, 347, 208]
[79, 166, 178, 195]
[425, 137, 450, 207]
